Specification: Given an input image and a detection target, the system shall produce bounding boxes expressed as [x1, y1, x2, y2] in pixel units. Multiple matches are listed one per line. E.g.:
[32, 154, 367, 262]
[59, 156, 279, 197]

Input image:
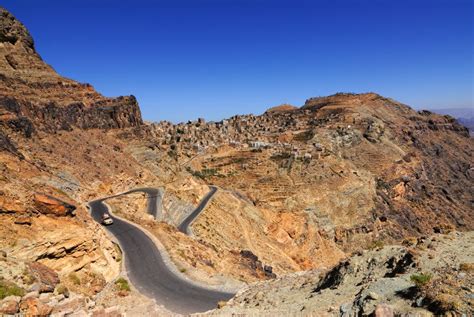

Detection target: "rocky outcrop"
[0, 7, 143, 137]
[33, 194, 76, 217]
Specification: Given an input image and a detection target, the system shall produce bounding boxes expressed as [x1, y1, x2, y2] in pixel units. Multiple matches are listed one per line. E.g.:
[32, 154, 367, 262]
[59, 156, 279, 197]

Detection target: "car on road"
[101, 213, 114, 225]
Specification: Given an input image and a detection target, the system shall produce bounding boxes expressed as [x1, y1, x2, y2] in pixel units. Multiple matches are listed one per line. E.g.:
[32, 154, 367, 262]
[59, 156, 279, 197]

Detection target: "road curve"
[178, 186, 217, 234]
[103, 187, 162, 218]
[88, 187, 234, 314]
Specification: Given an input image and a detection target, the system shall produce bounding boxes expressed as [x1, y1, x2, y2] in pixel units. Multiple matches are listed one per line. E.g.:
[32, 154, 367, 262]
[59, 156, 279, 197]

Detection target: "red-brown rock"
[33, 194, 76, 217]
[28, 262, 60, 293]
[19, 298, 52, 317]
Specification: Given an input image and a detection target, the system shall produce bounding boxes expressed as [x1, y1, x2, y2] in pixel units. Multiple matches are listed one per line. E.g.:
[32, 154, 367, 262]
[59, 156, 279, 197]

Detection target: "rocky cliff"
[0, 7, 142, 137]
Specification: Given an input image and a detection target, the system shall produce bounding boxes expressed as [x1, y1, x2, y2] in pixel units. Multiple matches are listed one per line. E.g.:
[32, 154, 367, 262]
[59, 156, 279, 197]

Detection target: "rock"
[340, 302, 352, 316]
[51, 297, 86, 316]
[28, 262, 59, 292]
[368, 291, 380, 300]
[86, 300, 96, 309]
[0, 298, 19, 315]
[55, 294, 65, 301]
[28, 283, 41, 292]
[38, 292, 52, 303]
[69, 309, 89, 317]
[91, 307, 121, 317]
[19, 297, 52, 316]
[23, 290, 39, 300]
[363, 119, 385, 143]
[33, 194, 76, 217]
[374, 303, 394, 317]
[14, 215, 31, 225]
[117, 290, 129, 297]
[1, 295, 21, 303]
[254, 291, 264, 300]
[415, 297, 424, 307]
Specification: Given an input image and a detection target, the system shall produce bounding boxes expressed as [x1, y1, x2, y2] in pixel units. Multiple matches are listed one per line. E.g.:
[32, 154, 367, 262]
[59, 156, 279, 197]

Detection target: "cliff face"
[0, 7, 142, 135]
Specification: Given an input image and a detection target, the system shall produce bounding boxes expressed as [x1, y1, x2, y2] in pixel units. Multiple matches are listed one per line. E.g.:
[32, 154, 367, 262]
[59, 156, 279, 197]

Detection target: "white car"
[101, 214, 114, 225]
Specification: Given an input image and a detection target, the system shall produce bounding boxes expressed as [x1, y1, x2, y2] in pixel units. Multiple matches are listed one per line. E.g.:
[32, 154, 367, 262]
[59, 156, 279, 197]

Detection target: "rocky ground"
[212, 231, 474, 316]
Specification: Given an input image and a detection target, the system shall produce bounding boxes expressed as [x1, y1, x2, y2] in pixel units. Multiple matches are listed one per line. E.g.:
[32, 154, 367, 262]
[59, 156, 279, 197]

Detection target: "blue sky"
[3, 0, 473, 122]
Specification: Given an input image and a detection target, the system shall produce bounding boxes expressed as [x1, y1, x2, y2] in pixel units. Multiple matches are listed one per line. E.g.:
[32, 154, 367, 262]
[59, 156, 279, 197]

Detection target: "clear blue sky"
[3, 0, 473, 122]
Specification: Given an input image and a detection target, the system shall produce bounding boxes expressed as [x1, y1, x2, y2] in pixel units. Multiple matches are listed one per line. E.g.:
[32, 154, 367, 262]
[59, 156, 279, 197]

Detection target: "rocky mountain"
[0, 6, 472, 316]
[0, 7, 142, 139]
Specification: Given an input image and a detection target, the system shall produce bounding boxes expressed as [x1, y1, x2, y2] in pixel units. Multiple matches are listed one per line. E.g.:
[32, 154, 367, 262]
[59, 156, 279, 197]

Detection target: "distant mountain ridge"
[429, 107, 474, 134]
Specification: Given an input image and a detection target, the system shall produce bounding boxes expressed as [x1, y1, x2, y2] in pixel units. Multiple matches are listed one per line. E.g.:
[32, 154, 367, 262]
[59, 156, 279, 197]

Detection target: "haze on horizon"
[3, 0, 473, 123]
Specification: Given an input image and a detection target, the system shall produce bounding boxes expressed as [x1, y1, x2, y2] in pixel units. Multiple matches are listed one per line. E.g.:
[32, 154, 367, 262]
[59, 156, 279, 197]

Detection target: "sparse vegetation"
[368, 240, 384, 250]
[113, 243, 123, 262]
[55, 284, 69, 297]
[115, 277, 131, 292]
[69, 272, 81, 285]
[410, 273, 432, 287]
[186, 167, 220, 179]
[180, 268, 187, 273]
[217, 300, 227, 309]
[0, 280, 25, 299]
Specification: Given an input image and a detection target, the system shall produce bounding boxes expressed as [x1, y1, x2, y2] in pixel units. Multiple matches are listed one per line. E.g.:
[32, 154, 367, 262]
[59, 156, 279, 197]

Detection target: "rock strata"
[0, 7, 143, 135]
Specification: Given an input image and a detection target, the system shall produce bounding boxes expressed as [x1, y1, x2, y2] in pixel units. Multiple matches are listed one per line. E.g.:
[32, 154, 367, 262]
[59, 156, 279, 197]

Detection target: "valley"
[0, 6, 472, 317]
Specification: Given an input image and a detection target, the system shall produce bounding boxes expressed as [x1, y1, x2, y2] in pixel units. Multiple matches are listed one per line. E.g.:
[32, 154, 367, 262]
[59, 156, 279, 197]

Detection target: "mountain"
[0, 7, 142, 136]
[430, 107, 474, 134]
[0, 7, 472, 316]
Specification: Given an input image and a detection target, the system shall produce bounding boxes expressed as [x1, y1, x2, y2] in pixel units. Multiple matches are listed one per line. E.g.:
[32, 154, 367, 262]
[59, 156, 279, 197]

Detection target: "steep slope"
[0, 8, 158, 315]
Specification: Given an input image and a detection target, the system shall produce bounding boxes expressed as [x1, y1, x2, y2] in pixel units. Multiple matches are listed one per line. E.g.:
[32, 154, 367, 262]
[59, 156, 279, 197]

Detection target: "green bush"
[0, 280, 25, 299]
[410, 273, 432, 287]
[115, 277, 131, 292]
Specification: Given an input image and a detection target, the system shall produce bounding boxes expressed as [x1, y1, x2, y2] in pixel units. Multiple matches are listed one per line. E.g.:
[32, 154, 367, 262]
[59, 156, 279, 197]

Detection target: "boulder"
[0, 296, 20, 315]
[33, 194, 76, 217]
[51, 297, 87, 316]
[14, 215, 32, 225]
[27, 262, 59, 293]
[19, 297, 52, 316]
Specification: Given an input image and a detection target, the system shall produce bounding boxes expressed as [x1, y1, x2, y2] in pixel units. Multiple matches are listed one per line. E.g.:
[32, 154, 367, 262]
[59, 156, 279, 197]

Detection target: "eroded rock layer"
[0, 7, 142, 135]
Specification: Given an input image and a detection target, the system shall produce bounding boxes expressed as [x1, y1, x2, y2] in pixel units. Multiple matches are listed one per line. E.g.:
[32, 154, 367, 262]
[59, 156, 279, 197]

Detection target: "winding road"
[88, 187, 234, 314]
[178, 186, 217, 234]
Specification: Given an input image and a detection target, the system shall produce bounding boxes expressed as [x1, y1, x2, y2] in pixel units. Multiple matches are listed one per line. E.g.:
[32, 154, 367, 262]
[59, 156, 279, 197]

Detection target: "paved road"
[88, 187, 234, 314]
[178, 186, 217, 234]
